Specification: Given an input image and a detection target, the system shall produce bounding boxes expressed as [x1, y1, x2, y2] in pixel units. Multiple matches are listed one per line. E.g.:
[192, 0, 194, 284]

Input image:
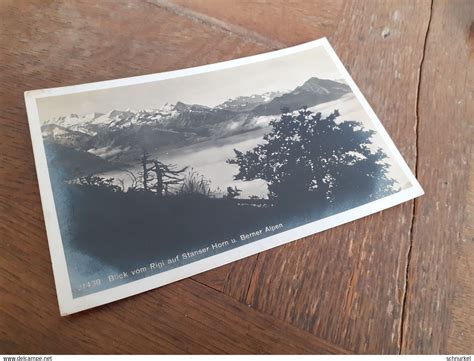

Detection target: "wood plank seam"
[190, 275, 224, 294]
[182, 278, 352, 354]
[142, 277, 353, 353]
[148, 0, 285, 49]
[160, 2, 435, 353]
[244, 253, 260, 304]
[399, 0, 434, 354]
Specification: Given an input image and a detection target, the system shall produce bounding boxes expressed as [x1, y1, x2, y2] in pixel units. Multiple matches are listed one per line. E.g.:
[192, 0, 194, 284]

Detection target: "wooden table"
[1, 0, 472, 354]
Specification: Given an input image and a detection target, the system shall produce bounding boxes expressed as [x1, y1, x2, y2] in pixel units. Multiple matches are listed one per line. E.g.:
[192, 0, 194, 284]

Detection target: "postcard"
[24, 38, 423, 315]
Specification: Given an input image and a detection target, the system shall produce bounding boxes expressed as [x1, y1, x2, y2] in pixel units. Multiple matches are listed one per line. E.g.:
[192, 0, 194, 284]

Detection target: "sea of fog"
[98, 94, 410, 198]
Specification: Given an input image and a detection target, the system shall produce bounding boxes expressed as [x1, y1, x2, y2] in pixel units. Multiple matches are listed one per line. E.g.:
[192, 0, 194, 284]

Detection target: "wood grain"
[2, 277, 348, 354]
[0, 0, 472, 355]
[192, 256, 258, 302]
[401, 0, 474, 353]
[187, 0, 432, 354]
[156, 0, 344, 46]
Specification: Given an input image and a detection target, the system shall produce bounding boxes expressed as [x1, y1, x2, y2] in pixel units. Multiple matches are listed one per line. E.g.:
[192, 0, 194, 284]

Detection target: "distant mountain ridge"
[216, 91, 285, 112]
[251, 77, 350, 115]
[42, 78, 351, 164]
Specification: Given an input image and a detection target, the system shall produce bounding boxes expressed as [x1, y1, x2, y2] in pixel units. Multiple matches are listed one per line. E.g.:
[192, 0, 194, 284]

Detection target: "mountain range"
[42, 77, 351, 176]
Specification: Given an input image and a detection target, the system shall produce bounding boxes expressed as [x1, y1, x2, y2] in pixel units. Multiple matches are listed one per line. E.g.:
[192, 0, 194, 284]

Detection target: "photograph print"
[25, 39, 423, 315]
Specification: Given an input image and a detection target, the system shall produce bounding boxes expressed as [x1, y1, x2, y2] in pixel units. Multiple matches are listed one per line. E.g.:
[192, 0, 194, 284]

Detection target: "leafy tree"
[228, 108, 396, 210]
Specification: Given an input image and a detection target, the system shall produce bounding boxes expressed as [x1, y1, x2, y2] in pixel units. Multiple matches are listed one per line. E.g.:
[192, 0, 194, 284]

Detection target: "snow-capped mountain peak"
[41, 77, 352, 161]
[216, 91, 284, 112]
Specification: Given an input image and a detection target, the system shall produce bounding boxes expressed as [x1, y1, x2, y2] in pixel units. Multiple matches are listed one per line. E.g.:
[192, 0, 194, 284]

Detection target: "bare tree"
[138, 150, 153, 191]
[150, 160, 187, 196]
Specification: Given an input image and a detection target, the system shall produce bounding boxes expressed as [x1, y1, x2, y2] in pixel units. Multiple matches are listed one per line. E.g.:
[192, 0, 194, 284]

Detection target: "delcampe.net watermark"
[3, 357, 52, 361]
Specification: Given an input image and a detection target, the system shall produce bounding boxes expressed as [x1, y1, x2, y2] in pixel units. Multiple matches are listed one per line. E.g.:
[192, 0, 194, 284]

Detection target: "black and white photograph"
[25, 39, 422, 315]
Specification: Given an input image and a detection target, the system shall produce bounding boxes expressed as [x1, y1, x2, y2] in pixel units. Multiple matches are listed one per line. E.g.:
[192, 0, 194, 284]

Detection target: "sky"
[37, 46, 341, 122]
